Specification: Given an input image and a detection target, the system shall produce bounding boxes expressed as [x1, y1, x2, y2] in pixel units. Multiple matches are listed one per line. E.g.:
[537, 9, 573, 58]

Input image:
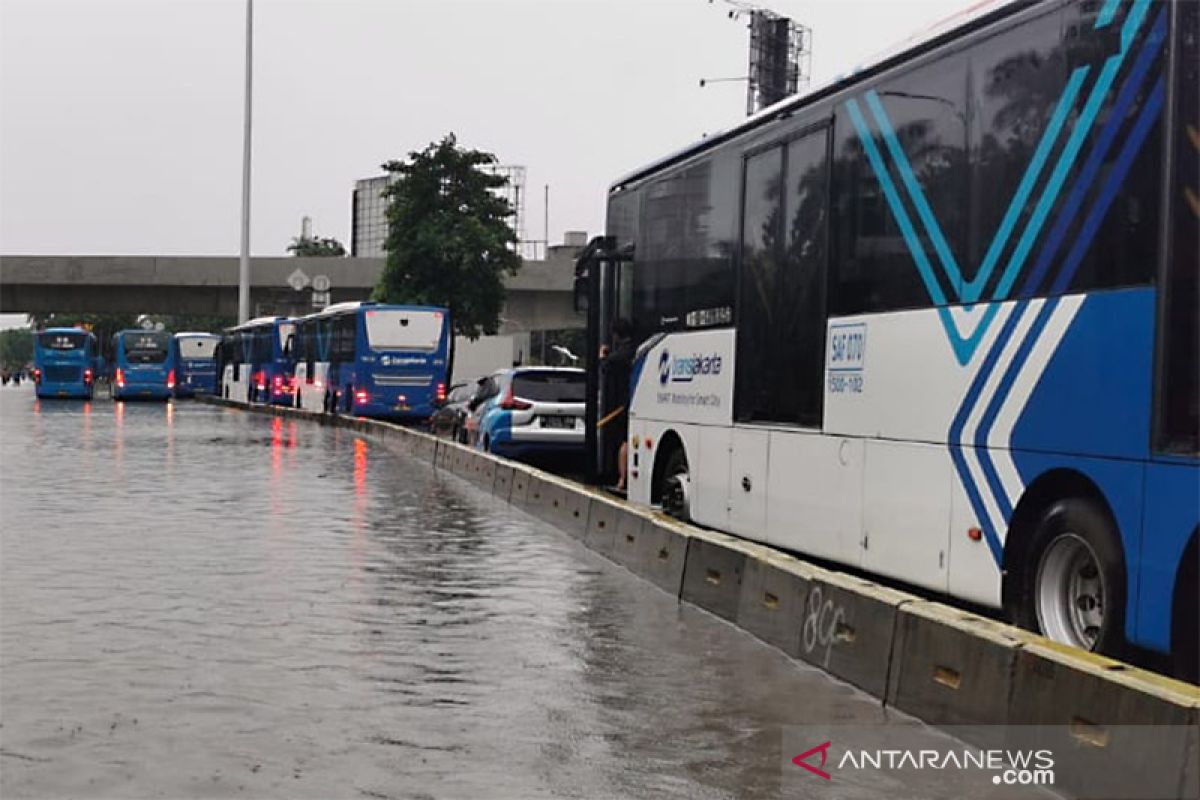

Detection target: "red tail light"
[355, 390, 369, 405]
[84, 368, 93, 384]
[498, 387, 532, 411]
[116, 368, 125, 388]
[255, 371, 265, 392]
[272, 374, 284, 395]
[32, 368, 41, 384]
[436, 382, 446, 402]
[167, 369, 175, 389]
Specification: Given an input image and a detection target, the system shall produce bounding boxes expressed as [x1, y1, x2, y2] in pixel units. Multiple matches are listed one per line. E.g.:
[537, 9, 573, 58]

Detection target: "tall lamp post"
[238, 0, 254, 323]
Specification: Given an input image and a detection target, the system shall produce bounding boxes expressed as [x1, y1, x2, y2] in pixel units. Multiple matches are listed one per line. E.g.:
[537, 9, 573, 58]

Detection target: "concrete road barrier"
[886, 600, 1026, 731]
[735, 554, 815, 659]
[492, 463, 515, 502]
[608, 515, 688, 596]
[1008, 641, 1200, 800]
[680, 531, 753, 623]
[547, 478, 591, 539]
[798, 572, 912, 699]
[509, 466, 533, 509]
[583, 497, 630, 558]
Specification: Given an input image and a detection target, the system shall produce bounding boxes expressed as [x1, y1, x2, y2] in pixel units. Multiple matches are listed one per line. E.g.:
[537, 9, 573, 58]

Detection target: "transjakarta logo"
[658, 350, 723, 386]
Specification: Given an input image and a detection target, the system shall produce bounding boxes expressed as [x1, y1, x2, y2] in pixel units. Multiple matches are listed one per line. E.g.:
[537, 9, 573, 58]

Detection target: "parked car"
[469, 367, 585, 459]
[428, 381, 474, 441]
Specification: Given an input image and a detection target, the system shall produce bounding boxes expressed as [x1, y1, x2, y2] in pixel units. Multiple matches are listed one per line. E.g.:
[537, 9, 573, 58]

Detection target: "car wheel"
[1016, 498, 1125, 655]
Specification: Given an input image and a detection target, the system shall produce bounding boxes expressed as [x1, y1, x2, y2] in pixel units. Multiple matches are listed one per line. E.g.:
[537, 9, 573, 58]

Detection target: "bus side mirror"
[573, 277, 589, 313]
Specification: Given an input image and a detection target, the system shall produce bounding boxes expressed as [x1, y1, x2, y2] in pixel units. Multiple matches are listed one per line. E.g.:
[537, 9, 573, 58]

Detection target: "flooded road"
[0, 389, 1042, 799]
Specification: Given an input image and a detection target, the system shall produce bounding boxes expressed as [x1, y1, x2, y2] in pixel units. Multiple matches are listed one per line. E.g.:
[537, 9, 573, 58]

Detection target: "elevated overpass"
[0, 248, 582, 332]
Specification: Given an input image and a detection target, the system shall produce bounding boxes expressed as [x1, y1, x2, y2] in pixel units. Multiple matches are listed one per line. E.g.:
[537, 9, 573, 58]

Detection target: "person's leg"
[616, 441, 629, 491]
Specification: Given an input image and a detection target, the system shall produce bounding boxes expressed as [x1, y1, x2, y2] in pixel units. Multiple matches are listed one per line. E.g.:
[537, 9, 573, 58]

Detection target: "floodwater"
[0, 388, 1056, 799]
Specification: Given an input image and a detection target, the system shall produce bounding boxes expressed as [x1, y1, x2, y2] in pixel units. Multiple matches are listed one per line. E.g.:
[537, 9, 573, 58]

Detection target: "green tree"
[287, 235, 346, 257]
[373, 134, 521, 345]
[0, 328, 33, 371]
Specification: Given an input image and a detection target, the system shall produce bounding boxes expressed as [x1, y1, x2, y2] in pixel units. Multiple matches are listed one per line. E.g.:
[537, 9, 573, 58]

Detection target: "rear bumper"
[115, 384, 171, 400]
[36, 383, 92, 399]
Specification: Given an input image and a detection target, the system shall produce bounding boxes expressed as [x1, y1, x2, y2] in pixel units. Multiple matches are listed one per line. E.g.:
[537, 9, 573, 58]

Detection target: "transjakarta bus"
[579, 0, 1197, 672]
[33, 327, 97, 399]
[170, 332, 220, 398]
[110, 329, 173, 401]
[291, 302, 450, 420]
[220, 317, 296, 405]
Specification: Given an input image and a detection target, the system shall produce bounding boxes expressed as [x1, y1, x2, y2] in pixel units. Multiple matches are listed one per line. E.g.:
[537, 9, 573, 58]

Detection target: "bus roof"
[41, 326, 93, 335]
[225, 316, 291, 333]
[300, 302, 449, 321]
[173, 331, 221, 339]
[610, 0, 1021, 192]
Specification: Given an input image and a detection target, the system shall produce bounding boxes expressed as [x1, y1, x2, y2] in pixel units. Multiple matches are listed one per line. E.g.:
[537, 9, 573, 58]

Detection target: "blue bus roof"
[299, 302, 448, 321]
[42, 326, 93, 335]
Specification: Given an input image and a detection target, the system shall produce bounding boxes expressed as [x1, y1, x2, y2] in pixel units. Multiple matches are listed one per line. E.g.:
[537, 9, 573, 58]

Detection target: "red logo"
[792, 741, 832, 780]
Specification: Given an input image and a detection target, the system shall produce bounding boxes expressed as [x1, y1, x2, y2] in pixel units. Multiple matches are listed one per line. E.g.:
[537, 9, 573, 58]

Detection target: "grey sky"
[1, 0, 966, 262]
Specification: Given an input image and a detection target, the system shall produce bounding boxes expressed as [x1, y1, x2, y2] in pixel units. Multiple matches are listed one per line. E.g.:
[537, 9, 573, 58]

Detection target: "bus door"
[576, 235, 634, 484]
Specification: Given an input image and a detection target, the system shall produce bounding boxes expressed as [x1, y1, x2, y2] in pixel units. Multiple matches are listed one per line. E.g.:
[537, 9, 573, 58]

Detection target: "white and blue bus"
[220, 317, 296, 405]
[579, 0, 1197, 673]
[33, 327, 97, 400]
[170, 332, 220, 398]
[291, 302, 450, 420]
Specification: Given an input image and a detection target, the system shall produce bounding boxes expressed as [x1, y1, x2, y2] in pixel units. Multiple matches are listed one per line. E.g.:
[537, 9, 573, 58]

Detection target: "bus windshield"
[123, 331, 171, 364]
[38, 332, 86, 351]
[364, 310, 443, 352]
[177, 336, 218, 360]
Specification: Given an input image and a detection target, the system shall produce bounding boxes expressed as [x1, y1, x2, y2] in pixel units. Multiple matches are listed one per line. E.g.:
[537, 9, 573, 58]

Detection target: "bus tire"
[659, 446, 690, 522]
[1016, 497, 1125, 656]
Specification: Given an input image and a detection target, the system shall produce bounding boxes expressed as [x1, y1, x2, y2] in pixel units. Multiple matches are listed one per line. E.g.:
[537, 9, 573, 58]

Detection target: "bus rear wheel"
[659, 446, 690, 522]
[1016, 498, 1125, 655]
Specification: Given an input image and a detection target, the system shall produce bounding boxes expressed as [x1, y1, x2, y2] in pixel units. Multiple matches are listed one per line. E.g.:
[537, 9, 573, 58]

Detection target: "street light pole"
[237, 0, 254, 323]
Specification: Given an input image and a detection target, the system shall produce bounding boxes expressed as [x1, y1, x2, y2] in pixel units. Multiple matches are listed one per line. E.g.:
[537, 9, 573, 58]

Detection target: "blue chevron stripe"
[1096, 0, 1123, 29]
[1020, 7, 1168, 297]
[845, 98, 949, 307]
[990, 0, 1152, 303]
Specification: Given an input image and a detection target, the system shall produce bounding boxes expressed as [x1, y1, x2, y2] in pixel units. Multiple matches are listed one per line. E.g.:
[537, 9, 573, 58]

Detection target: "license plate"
[541, 416, 575, 429]
[394, 402, 410, 411]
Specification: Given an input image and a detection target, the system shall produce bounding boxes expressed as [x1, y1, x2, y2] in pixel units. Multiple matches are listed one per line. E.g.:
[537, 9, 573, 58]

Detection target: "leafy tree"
[373, 134, 521, 347]
[287, 235, 346, 257]
[0, 328, 33, 371]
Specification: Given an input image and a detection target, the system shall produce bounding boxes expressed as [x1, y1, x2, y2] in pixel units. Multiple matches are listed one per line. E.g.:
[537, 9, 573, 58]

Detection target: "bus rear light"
[32, 368, 42, 384]
[967, 527, 983, 542]
[115, 368, 125, 388]
[167, 369, 175, 389]
[355, 390, 369, 405]
[436, 382, 446, 402]
[84, 368, 93, 384]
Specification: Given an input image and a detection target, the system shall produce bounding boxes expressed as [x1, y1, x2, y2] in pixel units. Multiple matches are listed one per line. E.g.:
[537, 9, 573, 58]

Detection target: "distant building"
[350, 175, 394, 258]
[351, 165, 530, 258]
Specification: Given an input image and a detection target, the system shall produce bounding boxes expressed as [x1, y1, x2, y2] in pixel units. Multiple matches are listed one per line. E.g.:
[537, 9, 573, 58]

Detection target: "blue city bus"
[292, 302, 450, 420]
[170, 332, 220, 398]
[33, 327, 97, 399]
[579, 0, 1198, 675]
[220, 317, 296, 405]
[110, 329, 173, 401]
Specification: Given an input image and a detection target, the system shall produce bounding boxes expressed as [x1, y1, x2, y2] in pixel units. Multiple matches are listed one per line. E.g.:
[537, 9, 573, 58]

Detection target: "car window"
[512, 370, 585, 402]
